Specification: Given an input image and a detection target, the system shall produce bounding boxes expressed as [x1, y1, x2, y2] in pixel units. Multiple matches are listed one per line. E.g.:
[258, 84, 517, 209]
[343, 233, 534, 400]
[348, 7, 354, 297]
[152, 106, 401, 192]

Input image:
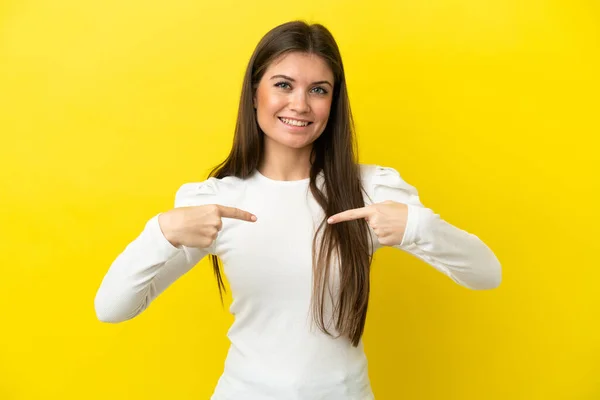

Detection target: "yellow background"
[1, 0, 598, 399]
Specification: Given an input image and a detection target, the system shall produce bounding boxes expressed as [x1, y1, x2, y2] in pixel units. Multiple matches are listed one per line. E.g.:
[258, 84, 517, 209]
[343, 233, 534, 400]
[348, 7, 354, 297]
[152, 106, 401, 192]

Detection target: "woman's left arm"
[328, 165, 502, 290]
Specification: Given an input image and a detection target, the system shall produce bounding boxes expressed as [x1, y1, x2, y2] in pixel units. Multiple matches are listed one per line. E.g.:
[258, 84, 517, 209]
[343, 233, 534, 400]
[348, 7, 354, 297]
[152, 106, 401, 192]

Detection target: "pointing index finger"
[217, 205, 257, 222]
[327, 206, 372, 224]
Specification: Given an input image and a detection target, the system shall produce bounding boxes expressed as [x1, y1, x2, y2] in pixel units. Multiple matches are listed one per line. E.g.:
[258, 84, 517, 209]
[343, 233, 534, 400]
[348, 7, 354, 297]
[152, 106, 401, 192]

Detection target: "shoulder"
[174, 175, 246, 208]
[359, 163, 421, 205]
[359, 163, 416, 191]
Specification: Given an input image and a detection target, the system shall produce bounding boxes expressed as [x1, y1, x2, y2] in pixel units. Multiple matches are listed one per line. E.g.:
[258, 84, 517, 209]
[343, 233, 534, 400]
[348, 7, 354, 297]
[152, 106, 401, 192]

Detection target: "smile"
[278, 117, 313, 127]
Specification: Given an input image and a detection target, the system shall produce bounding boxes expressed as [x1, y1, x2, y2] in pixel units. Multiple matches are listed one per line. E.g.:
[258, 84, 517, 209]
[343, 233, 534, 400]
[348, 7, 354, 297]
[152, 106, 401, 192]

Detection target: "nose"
[289, 91, 310, 114]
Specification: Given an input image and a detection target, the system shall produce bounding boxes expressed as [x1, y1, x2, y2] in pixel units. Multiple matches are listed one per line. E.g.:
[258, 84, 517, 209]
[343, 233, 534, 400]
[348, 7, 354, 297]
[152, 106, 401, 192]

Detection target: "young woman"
[94, 20, 502, 400]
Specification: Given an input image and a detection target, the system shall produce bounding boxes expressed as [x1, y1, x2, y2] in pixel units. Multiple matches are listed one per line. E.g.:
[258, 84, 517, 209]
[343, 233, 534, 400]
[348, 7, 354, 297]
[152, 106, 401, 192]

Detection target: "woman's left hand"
[327, 201, 409, 247]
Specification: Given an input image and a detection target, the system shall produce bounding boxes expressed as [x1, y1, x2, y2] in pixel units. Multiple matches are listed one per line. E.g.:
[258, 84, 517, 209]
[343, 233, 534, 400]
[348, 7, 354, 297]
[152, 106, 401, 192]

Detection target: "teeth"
[281, 117, 309, 127]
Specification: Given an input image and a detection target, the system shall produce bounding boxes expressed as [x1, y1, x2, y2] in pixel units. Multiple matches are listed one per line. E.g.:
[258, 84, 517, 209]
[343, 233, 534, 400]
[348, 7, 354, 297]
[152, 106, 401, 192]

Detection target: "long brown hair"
[208, 20, 373, 346]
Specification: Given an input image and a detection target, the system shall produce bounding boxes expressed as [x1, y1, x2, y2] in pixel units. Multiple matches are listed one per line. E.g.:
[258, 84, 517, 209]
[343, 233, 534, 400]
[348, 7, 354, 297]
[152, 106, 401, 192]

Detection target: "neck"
[258, 138, 313, 181]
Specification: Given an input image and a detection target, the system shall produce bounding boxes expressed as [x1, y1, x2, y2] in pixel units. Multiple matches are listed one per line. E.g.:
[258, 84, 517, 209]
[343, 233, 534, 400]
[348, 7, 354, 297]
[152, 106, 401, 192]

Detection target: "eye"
[274, 81, 291, 89]
[311, 86, 328, 95]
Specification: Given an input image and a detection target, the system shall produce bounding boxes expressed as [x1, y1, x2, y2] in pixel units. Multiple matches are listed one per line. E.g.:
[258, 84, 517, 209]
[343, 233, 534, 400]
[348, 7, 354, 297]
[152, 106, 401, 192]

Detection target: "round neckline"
[252, 169, 311, 185]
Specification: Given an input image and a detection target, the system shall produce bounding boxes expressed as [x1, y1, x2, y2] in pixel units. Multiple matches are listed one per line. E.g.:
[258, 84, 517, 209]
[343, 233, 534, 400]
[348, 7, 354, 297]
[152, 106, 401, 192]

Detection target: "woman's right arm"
[93, 210, 210, 323]
[94, 180, 256, 323]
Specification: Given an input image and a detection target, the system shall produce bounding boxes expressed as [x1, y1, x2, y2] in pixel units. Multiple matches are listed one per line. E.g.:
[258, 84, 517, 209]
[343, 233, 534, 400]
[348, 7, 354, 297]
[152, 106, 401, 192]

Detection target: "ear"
[252, 95, 257, 109]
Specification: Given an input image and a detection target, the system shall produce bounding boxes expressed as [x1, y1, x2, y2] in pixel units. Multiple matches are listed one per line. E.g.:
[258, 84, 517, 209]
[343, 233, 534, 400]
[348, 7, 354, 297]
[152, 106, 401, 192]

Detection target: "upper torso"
[206, 169, 375, 399]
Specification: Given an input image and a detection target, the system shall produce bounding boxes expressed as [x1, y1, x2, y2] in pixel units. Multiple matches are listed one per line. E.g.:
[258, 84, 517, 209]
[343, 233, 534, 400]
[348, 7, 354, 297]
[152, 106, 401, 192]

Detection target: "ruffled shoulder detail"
[174, 175, 244, 208]
[360, 164, 432, 248]
[360, 164, 421, 206]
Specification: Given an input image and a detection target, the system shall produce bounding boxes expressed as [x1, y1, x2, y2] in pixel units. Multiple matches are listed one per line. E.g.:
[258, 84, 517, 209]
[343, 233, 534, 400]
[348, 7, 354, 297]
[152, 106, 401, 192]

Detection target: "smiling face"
[253, 51, 335, 151]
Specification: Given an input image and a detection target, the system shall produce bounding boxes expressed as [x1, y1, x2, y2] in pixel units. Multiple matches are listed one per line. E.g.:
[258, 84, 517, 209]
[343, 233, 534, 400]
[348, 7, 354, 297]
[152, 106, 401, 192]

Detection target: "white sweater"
[94, 164, 501, 400]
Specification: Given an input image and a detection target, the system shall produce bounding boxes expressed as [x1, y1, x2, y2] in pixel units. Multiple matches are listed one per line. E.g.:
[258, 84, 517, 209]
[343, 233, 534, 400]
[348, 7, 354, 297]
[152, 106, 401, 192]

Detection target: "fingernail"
[251, 215, 257, 221]
[327, 217, 334, 223]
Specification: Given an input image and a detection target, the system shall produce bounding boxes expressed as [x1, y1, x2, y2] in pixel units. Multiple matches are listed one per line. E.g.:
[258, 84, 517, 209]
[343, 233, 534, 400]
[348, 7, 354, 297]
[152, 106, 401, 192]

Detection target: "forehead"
[264, 52, 334, 82]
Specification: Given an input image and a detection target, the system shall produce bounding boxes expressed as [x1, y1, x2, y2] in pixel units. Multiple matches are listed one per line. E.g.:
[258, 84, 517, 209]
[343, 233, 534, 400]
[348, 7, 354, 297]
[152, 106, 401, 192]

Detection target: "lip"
[278, 117, 313, 131]
[278, 116, 313, 123]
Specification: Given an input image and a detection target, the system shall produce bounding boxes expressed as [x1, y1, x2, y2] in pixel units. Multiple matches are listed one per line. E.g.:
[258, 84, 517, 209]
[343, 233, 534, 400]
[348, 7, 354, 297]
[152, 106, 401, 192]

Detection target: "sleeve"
[94, 179, 221, 323]
[367, 165, 502, 290]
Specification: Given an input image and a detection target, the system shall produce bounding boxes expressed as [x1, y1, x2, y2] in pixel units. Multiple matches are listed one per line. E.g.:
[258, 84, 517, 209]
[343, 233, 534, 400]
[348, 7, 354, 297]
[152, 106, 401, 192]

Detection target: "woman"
[94, 20, 501, 400]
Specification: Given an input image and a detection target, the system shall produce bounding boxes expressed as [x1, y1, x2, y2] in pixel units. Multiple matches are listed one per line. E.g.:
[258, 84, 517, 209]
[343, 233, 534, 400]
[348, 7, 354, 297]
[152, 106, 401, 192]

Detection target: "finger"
[217, 205, 257, 222]
[327, 206, 372, 224]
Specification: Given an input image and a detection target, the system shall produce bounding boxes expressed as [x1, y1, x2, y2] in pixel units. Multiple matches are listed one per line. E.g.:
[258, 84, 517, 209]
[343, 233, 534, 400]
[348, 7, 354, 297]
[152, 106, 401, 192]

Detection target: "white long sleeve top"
[94, 164, 502, 400]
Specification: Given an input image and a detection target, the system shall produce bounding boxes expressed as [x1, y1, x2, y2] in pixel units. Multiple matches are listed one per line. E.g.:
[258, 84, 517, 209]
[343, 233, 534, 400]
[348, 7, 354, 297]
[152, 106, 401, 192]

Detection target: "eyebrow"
[269, 74, 333, 88]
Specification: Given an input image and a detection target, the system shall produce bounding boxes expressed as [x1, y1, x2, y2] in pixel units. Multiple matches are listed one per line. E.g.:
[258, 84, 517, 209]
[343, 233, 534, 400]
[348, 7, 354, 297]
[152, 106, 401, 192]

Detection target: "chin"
[263, 129, 320, 150]
[277, 135, 318, 150]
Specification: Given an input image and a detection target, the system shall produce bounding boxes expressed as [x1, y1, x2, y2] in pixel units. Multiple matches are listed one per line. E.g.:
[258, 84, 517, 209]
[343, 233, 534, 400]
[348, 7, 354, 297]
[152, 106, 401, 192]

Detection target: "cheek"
[257, 92, 284, 116]
[255, 95, 283, 135]
[314, 99, 333, 122]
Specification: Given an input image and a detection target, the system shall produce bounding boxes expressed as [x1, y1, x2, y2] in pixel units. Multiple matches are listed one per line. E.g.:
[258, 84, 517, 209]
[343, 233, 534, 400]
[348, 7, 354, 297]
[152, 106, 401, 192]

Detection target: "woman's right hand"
[158, 205, 257, 248]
